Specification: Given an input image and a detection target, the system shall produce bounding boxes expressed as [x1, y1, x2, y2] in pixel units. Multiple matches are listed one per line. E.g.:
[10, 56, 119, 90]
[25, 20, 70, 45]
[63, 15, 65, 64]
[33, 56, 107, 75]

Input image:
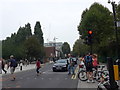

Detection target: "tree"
[72, 38, 89, 57]
[34, 21, 44, 45]
[62, 42, 71, 57]
[24, 36, 43, 62]
[78, 2, 114, 59]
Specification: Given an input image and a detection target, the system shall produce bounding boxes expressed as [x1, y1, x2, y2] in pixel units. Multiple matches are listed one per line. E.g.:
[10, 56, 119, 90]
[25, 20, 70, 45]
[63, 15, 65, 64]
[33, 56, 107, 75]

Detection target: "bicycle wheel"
[78, 70, 87, 81]
[96, 70, 109, 82]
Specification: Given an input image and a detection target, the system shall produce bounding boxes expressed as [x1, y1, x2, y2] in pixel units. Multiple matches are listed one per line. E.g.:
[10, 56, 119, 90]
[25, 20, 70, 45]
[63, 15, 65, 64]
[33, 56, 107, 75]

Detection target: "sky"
[0, 0, 120, 49]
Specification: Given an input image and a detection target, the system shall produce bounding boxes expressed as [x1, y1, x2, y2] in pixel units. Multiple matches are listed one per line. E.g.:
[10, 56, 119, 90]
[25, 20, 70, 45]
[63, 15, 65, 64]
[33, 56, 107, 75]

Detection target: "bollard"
[107, 57, 119, 90]
[113, 65, 119, 80]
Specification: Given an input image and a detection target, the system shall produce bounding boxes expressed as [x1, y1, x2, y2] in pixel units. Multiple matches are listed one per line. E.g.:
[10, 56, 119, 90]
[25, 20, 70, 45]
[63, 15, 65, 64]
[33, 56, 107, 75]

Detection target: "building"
[44, 41, 63, 58]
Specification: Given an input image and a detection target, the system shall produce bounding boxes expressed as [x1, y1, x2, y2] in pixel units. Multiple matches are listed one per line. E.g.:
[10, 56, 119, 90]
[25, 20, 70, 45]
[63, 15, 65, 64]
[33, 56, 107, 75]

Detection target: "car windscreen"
[56, 60, 67, 63]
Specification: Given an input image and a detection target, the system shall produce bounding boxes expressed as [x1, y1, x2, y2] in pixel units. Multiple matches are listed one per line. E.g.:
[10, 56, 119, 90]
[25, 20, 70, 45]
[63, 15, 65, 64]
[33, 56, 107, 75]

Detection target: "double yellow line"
[71, 65, 79, 80]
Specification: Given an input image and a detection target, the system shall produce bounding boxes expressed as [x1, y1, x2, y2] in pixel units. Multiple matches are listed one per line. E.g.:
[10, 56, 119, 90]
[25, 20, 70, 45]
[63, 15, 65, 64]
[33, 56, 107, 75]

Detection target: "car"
[52, 59, 68, 72]
[72, 57, 77, 64]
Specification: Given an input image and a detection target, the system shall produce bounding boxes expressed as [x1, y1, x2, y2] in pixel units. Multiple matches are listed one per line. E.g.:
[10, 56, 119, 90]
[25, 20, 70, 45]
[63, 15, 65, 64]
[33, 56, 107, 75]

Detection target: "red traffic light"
[88, 30, 93, 34]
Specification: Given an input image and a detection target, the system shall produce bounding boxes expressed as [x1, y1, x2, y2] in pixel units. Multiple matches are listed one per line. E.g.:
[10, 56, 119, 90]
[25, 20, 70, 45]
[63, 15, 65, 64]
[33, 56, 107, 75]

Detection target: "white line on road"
[49, 78, 52, 80]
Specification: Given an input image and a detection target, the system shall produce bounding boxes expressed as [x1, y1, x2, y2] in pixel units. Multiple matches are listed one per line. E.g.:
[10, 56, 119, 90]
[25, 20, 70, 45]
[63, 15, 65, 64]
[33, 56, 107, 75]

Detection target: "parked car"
[52, 59, 68, 72]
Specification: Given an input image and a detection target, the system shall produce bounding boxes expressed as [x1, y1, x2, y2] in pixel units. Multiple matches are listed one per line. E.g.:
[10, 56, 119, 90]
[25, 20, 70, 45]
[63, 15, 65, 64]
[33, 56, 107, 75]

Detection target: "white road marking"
[41, 78, 44, 80]
[65, 78, 68, 80]
[49, 78, 52, 80]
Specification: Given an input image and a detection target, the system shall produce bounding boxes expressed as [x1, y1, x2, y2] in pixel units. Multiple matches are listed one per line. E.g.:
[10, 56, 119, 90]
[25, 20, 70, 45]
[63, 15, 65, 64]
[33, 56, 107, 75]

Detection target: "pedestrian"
[8, 55, 17, 81]
[84, 53, 94, 83]
[92, 54, 99, 70]
[36, 59, 41, 76]
[68, 54, 75, 75]
[92, 54, 99, 78]
[2, 58, 7, 74]
[19, 60, 23, 71]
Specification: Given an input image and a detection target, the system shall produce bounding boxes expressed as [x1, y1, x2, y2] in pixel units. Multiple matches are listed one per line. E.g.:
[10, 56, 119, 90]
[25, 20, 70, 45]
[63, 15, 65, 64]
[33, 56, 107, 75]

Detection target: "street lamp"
[108, 0, 119, 59]
[53, 37, 58, 57]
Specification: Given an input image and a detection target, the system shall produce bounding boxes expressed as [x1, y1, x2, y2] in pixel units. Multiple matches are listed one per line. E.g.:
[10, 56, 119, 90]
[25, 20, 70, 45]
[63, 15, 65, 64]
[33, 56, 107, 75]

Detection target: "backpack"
[85, 56, 92, 66]
[10, 59, 18, 67]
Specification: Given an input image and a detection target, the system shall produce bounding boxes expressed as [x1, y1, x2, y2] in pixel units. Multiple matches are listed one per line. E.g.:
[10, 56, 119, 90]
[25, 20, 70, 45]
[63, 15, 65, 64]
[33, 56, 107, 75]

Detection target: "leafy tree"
[62, 42, 71, 57]
[78, 2, 114, 59]
[24, 36, 44, 62]
[72, 38, 89, 57]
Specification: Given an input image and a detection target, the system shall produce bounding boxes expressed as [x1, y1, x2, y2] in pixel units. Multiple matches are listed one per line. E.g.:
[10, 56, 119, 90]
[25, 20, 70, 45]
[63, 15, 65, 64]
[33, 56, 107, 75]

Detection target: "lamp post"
[53, 37, 58, 58]
[108, 0, 119, 59]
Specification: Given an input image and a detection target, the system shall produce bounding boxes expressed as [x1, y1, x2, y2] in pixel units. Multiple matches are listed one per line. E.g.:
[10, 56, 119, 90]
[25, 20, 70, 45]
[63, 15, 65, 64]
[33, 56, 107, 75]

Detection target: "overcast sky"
[0, 0, 120, 49]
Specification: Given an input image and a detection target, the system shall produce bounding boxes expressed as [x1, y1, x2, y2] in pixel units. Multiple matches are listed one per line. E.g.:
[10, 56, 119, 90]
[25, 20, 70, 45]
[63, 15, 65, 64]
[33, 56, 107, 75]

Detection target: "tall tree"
[62, 42, 71, 57]
[34, 21, 44, 45]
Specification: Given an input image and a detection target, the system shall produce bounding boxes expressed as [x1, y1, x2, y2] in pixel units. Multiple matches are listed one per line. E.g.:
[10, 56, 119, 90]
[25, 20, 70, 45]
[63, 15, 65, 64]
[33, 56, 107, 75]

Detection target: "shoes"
[68, 73, 71, 75]
[92, 80, 95, 83]
[87, 80, 90, 83]
[5, 71, 7, 74]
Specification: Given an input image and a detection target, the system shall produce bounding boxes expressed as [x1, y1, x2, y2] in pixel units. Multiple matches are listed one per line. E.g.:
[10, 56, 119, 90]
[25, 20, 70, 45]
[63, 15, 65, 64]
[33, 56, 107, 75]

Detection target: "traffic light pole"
[111, 2, 119, 59]
[90, 42, 93, 55]
[107, 57, 119, 90]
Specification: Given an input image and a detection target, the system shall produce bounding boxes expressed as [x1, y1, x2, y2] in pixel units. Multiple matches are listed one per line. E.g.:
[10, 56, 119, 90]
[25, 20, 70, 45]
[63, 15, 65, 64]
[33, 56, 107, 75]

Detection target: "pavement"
[1, 63, 45, 75]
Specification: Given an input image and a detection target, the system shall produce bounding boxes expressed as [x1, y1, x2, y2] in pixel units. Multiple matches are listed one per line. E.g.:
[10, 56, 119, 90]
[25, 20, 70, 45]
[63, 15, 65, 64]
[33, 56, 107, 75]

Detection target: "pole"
[90, 43, 92, 55]
[107, 57, 118, 90]
[111, 2, 119, 59]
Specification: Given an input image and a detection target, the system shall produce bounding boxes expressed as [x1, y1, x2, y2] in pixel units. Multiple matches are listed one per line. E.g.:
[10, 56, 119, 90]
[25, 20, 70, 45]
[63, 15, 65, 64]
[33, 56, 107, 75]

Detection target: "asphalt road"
[2, 63, 78, 89]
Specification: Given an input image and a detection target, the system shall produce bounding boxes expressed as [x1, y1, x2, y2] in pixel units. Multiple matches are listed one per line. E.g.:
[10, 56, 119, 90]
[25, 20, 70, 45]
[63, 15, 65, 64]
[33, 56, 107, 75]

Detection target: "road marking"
[71, 65, 79, 80]
[41, 78, 44, 80]
[42, 72, 46, 74]
[65, 78, 68, 80]
[49, 78, 52, 80]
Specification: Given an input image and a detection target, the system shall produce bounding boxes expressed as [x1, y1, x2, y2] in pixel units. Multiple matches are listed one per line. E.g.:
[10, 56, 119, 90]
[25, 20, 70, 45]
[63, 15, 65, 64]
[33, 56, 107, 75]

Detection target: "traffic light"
[88, 30, 93, 44]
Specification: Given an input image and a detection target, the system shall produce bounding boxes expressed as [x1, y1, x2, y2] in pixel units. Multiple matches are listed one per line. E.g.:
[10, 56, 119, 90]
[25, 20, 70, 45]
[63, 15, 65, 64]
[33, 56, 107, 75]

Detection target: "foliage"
[34, 21, 44, 45]
[76, 2, 120, 60]
[72, 38, 89, 57]
[62, 42, 71, 57]
[2, 22, 45, 61]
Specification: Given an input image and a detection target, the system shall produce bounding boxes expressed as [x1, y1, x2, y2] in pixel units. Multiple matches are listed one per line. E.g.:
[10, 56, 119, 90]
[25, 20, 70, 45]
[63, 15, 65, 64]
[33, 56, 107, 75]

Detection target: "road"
[2, 63, 78, 89]
[1, 62, 120, 90]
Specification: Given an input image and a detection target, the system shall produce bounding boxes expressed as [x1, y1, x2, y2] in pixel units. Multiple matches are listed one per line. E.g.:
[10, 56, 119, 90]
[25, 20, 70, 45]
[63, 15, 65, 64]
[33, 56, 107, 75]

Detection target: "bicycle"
[77, 64, 87, 81]
[93, 65, 109, 82]
[78, 64, 109, 82]
[97, 72, 119, 90]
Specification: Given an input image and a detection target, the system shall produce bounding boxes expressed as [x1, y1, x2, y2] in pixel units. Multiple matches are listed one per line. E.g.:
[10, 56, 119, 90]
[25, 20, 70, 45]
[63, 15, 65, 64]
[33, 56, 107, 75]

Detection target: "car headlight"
[53, 65, 56, 67]
[62, 65, 66, 67]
